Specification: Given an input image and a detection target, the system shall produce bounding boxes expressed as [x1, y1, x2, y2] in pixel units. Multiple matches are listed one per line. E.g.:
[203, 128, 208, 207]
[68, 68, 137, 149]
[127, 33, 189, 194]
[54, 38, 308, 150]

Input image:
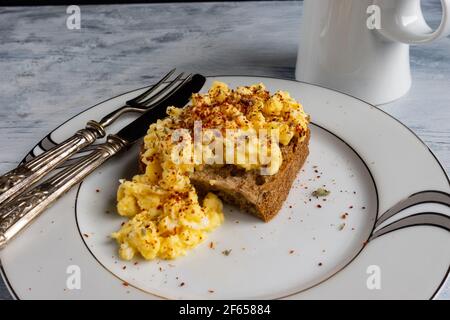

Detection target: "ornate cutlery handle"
[0, 121, 105, 206]
[0, 135, 127, 249]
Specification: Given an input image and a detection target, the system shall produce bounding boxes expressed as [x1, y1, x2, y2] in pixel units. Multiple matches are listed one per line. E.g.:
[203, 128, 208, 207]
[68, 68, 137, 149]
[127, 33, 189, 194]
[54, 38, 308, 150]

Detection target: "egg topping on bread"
[112, 81, 309, 260]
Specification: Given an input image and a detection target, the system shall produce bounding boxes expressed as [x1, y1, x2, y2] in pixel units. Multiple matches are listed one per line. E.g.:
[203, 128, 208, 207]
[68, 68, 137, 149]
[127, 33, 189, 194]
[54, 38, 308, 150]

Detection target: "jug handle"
[375, 0, 450, 44]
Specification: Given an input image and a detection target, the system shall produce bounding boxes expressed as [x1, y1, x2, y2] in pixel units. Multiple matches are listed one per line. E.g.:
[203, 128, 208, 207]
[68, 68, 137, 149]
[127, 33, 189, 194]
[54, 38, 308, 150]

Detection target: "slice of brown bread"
[139, 129, 310, 222]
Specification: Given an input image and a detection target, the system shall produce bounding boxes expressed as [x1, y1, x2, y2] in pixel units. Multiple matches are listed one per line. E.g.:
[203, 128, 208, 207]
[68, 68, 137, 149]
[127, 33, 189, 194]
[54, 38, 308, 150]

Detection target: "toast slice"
[139, 129, 310, 222]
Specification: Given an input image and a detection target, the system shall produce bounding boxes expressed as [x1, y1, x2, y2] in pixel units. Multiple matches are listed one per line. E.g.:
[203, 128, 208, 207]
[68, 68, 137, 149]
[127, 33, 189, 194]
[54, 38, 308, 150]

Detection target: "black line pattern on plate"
[371, 212, 450, 240]
[370, 190, 450, 242]
[376, 190, 450, 227]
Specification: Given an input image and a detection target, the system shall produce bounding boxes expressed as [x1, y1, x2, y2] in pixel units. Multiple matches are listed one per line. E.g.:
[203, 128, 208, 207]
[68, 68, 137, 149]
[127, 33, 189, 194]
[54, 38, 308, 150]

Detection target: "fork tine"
[126, 68, 176, 106]
[141, 73, 193, 108]
[138, 72, 185, 106]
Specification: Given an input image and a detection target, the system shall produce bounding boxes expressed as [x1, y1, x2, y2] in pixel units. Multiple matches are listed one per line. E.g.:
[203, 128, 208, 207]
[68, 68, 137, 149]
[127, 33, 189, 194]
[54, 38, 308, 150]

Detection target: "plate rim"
[1, 74, 449, 300]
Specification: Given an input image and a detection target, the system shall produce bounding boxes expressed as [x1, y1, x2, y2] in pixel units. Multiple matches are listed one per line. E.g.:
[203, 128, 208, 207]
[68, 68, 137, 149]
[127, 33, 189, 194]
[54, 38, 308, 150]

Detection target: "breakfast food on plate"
[189, 131, 310, 222]
[112, 81, 310, 260]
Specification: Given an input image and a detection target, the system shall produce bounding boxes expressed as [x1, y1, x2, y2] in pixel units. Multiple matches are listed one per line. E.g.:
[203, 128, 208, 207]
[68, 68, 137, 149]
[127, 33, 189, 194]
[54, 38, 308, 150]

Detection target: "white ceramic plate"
[1, 76, 449, 299]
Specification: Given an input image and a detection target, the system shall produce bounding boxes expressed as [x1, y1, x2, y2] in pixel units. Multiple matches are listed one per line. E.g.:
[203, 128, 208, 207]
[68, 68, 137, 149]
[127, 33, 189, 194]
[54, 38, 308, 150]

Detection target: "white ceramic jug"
[295, 0, 450, 105]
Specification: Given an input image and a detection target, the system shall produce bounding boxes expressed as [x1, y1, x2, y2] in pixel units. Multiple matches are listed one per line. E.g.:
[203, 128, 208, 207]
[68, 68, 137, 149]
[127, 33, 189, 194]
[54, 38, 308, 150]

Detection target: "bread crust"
[139, 130, 310, 222]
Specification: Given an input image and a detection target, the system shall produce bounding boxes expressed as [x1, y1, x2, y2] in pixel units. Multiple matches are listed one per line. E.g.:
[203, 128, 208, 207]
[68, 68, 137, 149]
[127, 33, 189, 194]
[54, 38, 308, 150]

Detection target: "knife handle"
[0, 135, 127, 249]
[0, 121, 106, 206]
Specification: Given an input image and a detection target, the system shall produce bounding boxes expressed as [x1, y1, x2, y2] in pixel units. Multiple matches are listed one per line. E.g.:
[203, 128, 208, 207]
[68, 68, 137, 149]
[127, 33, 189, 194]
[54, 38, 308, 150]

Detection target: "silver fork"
[0, 69, 188, 205]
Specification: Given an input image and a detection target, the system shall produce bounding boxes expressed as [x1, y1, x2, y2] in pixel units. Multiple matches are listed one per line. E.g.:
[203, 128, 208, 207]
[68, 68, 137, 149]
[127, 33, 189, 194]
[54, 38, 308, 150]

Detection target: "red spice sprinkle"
[209, 241, 215, 249]
[316, 204, 322, 208]
[122, 282, 129, 287]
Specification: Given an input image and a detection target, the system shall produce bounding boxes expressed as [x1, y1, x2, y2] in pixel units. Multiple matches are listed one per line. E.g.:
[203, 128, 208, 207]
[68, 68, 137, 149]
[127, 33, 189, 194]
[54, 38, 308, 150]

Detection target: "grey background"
[0, 0, 449, 299]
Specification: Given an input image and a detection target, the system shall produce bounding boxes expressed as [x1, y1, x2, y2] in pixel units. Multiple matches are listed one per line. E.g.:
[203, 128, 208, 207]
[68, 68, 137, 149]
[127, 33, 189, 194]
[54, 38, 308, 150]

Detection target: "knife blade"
[116, 73, 205, 144]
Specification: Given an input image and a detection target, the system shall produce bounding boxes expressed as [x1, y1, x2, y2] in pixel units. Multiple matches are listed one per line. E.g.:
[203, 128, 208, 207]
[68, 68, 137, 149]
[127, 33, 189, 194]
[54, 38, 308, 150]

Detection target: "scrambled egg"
[112, 81, 309, 261]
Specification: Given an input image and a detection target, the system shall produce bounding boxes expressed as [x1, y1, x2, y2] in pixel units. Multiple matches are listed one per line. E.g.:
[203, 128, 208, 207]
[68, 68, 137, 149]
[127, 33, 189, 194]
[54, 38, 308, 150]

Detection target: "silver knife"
[0, 74, 206, 248]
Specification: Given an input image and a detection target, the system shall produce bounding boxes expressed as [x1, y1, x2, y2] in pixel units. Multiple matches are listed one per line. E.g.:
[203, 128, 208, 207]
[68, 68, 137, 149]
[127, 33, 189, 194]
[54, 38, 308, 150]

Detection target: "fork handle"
[0, 135, 127, 248]
[0, 120, 106, 206]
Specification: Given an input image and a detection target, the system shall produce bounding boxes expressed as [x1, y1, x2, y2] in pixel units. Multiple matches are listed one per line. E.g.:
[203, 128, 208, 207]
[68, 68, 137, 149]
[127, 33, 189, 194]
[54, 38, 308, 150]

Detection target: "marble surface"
[0, 1, 449, 300]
